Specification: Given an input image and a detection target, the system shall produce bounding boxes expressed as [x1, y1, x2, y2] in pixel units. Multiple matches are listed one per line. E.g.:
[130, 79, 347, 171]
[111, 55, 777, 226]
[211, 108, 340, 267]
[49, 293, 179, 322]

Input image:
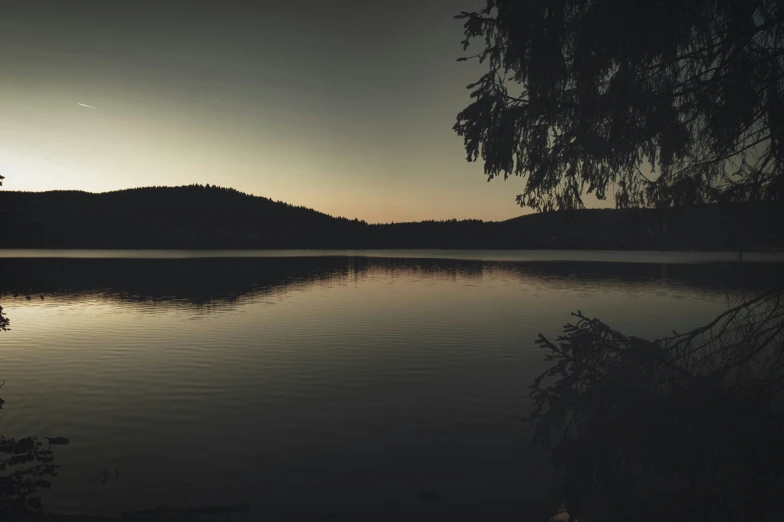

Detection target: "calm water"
[0, 251, 781, 521]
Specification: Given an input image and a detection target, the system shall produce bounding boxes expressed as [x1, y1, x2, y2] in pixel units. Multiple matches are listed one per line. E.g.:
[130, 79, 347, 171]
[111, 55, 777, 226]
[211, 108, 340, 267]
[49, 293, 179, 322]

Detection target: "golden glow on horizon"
[0, 0, 615, 224]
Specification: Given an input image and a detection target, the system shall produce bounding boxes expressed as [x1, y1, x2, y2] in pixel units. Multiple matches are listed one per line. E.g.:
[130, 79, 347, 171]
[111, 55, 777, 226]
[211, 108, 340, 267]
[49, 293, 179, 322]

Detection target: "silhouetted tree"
[455, 0, 784, 211]
[530, 287, 784, 521]
[452, 9, 784, 519]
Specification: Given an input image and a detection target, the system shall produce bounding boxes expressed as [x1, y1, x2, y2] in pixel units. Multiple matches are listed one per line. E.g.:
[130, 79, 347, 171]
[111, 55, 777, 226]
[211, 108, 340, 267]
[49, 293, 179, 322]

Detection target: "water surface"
[0, 251, 779, 520]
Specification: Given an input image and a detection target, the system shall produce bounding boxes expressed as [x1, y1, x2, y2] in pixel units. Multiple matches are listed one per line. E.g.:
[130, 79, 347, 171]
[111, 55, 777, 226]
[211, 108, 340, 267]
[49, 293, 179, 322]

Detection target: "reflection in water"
[531, 287, 784, 522]
[0, 257, 777, 310]
[0, 255, 781, 520]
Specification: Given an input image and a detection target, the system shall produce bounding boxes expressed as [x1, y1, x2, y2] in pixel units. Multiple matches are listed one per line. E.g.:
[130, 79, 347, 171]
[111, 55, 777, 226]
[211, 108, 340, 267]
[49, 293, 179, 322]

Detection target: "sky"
[0, 0, 608, 223]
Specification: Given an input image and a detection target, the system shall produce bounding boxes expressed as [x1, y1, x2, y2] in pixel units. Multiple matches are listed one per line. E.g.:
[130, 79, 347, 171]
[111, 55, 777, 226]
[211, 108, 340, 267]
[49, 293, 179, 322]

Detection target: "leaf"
[45, 437, 70, 446]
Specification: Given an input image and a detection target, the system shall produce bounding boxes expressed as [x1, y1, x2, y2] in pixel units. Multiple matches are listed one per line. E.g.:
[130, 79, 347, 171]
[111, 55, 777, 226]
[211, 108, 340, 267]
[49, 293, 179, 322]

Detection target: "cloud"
[77, 102, 98, 109]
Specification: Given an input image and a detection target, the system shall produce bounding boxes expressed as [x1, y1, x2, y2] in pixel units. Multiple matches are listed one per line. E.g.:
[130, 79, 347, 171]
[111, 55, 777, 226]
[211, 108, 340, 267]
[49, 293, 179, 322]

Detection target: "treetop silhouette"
[455, 0, 784, 211]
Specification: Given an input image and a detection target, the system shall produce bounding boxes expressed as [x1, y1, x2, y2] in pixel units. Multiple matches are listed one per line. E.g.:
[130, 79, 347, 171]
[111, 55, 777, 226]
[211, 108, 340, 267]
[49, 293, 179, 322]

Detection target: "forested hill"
[0, 185, 782, 250]
[0, 185, 366, 248]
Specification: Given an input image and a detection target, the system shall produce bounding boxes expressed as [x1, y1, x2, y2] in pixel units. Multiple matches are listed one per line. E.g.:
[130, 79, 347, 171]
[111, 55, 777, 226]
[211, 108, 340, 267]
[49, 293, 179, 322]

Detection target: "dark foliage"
[529, 287, 784, 521]
[455, 0, 784, 211]
[0, 185, 367, 249]
[0, 435, 68, 521]
[0, 186, 781, 250]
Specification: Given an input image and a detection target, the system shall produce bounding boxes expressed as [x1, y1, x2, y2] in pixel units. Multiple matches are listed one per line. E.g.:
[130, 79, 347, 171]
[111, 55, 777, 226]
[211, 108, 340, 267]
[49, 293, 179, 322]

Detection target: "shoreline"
[1, 248, 783, 263]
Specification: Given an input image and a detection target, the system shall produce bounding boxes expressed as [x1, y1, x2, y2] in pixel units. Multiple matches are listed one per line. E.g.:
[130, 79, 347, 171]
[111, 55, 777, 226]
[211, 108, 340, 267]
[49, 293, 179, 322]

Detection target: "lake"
[0, 250, 781, 521]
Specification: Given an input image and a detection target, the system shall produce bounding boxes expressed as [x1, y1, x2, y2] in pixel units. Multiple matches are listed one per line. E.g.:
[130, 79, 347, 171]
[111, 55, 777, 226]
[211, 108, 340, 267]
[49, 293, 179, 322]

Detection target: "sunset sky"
[0, 0, 609, 223]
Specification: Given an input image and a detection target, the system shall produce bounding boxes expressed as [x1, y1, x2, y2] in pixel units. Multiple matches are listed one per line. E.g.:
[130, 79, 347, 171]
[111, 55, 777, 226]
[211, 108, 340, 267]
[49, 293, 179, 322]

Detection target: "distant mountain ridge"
[0, 185, 782, 250]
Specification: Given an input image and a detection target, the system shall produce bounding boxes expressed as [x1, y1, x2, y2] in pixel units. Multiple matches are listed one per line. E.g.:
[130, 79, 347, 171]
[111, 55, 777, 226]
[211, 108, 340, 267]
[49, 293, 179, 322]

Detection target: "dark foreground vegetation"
[1, 185, 782, 251]
[530, 285, 784, 522]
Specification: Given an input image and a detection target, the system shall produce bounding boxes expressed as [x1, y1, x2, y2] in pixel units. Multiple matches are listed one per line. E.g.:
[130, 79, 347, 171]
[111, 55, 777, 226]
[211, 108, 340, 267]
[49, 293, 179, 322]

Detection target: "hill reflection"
[0, 257, 777, 311]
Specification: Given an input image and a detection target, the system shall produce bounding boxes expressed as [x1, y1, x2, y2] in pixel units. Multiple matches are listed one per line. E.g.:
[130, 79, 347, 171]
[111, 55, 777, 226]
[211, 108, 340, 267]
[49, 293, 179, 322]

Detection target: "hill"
[498, 204, 784, 251]
[367, 204, 783, 250]
[0, 185, 782, 250]
[0, 185, 366, 249]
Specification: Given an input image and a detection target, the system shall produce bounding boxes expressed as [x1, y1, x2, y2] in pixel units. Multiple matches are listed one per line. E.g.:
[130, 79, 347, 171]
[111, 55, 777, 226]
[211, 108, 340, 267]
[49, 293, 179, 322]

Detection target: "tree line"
[0, 186, 781, 250]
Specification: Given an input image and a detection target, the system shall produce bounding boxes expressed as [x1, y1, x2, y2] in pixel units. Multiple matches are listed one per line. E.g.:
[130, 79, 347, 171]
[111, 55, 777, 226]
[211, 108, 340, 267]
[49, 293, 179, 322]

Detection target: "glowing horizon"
[0, 1, 611, 225]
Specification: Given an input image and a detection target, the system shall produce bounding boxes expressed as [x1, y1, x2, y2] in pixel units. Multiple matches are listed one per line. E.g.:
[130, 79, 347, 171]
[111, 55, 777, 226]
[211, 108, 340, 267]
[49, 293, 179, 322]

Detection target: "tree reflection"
[0, 257, 777, 311]
[531, 287, 784, 521]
